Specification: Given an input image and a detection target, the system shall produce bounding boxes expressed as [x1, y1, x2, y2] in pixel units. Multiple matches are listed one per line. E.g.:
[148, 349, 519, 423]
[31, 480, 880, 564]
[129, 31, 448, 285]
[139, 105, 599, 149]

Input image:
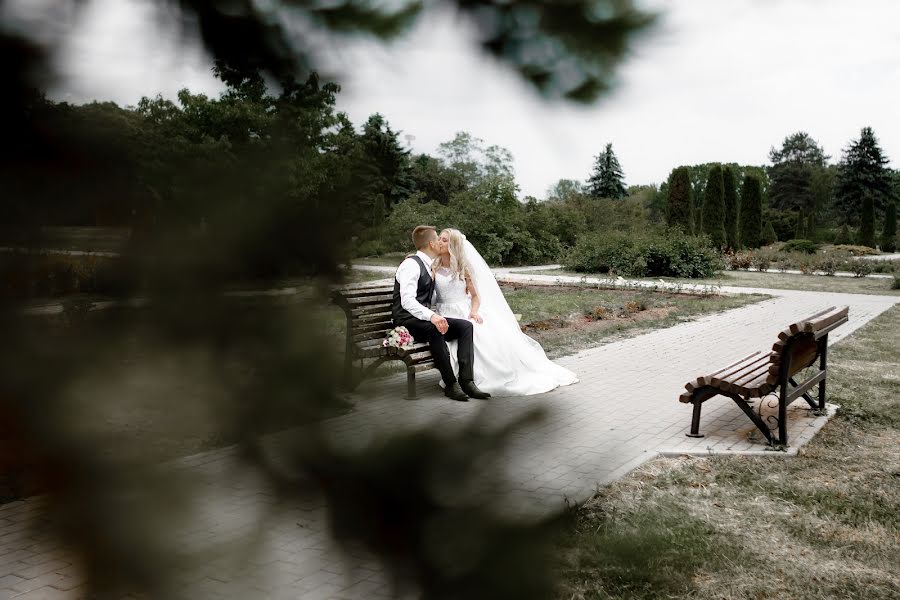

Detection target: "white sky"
[43, 0, 900, 198]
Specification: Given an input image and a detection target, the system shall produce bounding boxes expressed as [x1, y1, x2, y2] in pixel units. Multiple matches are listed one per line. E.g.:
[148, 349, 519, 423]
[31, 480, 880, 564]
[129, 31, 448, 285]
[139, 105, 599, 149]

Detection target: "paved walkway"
[1, 274, 897, 599]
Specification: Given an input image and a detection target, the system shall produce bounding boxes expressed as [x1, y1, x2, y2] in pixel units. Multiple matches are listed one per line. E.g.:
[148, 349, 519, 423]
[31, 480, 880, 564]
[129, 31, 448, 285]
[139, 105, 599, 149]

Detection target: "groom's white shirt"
[396, 250, 436, 322]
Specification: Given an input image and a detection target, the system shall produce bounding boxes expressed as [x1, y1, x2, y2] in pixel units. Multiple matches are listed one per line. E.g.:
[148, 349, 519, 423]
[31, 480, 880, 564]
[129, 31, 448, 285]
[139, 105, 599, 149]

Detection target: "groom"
[392, 225, 490, 402]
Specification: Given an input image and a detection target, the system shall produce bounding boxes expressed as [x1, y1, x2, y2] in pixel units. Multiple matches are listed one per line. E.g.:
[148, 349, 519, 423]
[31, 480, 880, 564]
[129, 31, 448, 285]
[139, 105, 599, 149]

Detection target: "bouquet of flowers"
[383, 326, 415, 349]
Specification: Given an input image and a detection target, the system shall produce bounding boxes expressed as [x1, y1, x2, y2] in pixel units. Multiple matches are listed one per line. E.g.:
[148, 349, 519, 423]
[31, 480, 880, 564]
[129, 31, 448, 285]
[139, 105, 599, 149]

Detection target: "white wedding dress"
[434, 241, 578, 397]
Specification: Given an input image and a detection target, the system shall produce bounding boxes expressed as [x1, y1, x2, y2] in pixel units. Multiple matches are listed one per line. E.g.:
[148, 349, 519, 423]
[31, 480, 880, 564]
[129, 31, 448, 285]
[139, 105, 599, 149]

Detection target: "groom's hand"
[430, 314, 449, 334]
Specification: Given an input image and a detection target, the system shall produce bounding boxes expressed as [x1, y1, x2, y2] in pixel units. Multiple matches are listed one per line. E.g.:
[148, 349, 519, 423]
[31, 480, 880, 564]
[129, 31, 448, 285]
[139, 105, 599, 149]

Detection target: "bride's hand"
[469, 311, 483, 324]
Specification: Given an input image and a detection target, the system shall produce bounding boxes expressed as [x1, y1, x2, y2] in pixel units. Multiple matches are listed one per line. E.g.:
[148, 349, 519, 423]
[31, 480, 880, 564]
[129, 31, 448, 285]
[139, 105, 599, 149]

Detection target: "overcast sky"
[45, 0, 900, 198]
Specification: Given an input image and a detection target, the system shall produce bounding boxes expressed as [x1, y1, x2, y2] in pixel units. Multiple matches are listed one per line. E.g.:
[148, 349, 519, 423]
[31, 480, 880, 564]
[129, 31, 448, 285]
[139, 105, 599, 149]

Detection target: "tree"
[665, 166, 692, 232]
[701, 165, 726, 248]
[722, 166, 738, 250]
[834, 126, 893, 225]
[545, 179, 585, 203]
[762, 221, 778, 245]
[859, 190, 876, 247]
[882, 201, 897, 252]
[768, 132, 829, 239]
[835, 224, 853, 245]
[408, 154, 466, 205]
[437, 131, 515, 186]
[739, 174, 763, 248]
[586, 143, 626, 199]
[359, 113, 414, 211]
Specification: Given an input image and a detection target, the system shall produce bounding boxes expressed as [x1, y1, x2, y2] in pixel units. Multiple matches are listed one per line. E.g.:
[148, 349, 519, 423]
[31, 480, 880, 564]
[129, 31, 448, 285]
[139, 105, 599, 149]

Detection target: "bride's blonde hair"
[438, 228, 469, 281]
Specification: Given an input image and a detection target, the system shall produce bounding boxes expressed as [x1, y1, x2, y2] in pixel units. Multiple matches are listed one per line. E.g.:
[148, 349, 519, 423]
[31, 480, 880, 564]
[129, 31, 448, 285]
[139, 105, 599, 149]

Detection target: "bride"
[433, 228, 578, 397]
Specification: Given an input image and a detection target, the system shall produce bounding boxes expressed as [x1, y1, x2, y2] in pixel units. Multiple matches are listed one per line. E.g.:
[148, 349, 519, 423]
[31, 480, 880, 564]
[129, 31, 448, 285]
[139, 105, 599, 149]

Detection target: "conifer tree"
[883, 201, 897, 252]
[762, 221, 777, 245]
[586, 143, 627, 199]
[738, 174, 762, 248]
[859, 191, 876, 247]
[835, 224, 853, 245]
[701, 165, 726, 247]
[835, 126, 892, 225]
[665, 166, 692, 232]
[722, 166, 738, 249]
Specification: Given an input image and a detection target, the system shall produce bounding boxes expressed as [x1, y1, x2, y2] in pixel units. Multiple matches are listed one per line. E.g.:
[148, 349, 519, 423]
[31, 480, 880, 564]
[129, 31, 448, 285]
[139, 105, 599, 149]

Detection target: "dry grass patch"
[558, 305, 900, 600]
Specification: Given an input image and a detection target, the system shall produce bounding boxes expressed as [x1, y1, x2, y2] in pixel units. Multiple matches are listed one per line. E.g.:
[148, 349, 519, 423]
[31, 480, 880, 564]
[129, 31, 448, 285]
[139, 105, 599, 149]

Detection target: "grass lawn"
[557, 304, 900, 599]
[515, 268, 900, 296]
[501, 284, 765, 358]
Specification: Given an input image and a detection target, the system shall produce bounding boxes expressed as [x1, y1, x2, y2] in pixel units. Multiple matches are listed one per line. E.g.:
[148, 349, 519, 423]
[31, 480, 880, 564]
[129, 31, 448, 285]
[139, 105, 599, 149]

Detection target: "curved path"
[1, 270, 897, 599]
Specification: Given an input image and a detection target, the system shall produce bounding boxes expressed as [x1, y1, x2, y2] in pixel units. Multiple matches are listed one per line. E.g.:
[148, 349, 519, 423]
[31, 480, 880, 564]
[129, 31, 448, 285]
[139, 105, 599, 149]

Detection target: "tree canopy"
[586, 142, 627, 199]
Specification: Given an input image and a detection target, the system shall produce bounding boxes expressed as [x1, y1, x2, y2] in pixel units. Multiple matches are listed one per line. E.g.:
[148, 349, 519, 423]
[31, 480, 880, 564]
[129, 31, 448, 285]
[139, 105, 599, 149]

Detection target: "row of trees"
[660, 128, 898, 251]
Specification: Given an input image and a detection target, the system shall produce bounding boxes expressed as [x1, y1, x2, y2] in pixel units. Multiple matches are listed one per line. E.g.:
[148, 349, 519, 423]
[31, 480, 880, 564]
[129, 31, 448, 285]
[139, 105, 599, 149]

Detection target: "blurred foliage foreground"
[0, 0, 655, 597]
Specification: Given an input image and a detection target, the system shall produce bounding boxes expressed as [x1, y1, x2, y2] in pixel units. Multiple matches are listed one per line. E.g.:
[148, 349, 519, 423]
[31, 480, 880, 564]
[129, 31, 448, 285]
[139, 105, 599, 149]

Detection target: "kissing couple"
[392, 225, 578, 402]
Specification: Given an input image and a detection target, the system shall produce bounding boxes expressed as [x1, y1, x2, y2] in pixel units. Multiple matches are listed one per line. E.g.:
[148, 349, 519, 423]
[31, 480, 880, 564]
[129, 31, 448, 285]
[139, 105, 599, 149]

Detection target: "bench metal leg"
[686, 398, 705, 438]
[731, 394, 777, 446]
[790, 377, 818, 410]
[406, 368, 417, 400]
[817, 337, 828, 413]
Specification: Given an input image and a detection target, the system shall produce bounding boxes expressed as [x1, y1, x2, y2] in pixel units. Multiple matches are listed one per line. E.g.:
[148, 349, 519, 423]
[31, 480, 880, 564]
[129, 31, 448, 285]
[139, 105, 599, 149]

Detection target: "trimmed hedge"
[564, 229, 722, 278]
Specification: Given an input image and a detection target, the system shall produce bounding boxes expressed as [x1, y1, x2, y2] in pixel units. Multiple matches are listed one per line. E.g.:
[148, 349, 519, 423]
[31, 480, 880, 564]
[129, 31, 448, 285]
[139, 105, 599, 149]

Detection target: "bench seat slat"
[345, 294, 394, 307]
[687, 351, 761, 391]
[712, 353, 771, 388]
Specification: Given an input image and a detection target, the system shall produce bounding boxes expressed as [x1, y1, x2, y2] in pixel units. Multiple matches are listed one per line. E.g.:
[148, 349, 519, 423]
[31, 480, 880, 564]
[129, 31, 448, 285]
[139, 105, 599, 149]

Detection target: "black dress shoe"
[460, 381, 491, 399]
[444, 383, 469, 402]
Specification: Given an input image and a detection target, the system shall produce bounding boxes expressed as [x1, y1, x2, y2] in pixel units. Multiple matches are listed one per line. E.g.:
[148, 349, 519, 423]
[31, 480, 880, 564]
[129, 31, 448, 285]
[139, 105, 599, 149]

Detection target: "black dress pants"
[400, 317, 474, 387]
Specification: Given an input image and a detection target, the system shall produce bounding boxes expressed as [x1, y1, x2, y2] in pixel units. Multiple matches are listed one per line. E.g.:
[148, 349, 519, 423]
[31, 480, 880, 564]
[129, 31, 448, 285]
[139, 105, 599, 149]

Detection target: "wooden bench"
[332, 283, 436, 399]
[679, 306, 849, 447]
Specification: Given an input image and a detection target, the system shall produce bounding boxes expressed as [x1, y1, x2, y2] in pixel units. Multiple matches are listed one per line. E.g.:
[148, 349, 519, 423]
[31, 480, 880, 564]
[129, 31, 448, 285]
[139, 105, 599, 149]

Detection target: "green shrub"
[847, 258, 874, 278]
[834, 224, 853, 245]
[727, 251, 753, 270]
[892, 272, 900, 290]
[781, 239, 820, 254]
[814, 256, 838, 276]
[563, 229, 721, 278]
[751, 248, 774, 272]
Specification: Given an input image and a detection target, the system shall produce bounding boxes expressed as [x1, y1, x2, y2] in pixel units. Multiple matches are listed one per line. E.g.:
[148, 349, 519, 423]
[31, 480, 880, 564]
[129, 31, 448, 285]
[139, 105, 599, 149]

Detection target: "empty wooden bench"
[332, 283, 436, 399]
[679, 306, 849, 447]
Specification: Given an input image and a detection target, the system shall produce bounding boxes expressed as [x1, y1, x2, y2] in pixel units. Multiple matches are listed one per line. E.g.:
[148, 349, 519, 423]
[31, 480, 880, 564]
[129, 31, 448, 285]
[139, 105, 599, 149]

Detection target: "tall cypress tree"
[739, 174, 763, 248]
[859, 191, 876, 247]
[722, 166, 738, 249]
[883, 201, 897, 252]
[665, 166, 692, 232]
[586, 143, 627, 199]
[701, 165, 726, 247]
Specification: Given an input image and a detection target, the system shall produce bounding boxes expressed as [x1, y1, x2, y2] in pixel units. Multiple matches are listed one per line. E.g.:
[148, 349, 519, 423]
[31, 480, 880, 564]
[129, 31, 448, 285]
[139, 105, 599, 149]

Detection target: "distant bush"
[751, 248, 774, 272]
[727, 251, 753, 270]
[847, 259, 874, 278]
[563, 229, 722, 278]
[781, 239, 820, 254]
[832, 244, 878, 256]
[814, 256, 838, 276]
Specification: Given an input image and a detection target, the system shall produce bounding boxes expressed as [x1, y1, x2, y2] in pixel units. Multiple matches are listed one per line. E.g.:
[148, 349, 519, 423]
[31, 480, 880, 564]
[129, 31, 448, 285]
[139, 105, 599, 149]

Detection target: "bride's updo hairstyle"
[440, 228, 470, 282]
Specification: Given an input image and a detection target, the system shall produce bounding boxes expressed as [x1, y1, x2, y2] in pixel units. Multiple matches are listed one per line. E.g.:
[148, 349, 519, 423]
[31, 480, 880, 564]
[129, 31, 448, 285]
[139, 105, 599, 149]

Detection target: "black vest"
[392, 255, 434, 324]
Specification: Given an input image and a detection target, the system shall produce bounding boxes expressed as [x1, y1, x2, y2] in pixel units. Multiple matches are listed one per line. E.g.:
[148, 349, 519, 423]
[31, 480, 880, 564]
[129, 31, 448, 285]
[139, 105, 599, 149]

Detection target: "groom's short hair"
[412, 225, 437, 250]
